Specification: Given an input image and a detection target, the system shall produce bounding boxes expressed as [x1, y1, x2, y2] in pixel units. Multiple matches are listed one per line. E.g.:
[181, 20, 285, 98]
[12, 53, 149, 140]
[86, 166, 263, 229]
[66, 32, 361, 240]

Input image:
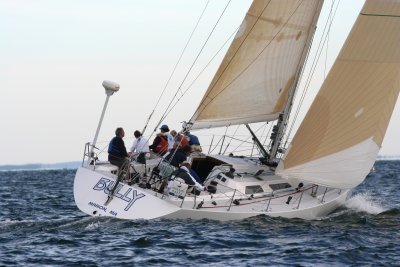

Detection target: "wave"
[0, 216, 101, 234]
[85, 221, 102, 230]
[345, 192, 386, 214]
[378, 207, 400, 216]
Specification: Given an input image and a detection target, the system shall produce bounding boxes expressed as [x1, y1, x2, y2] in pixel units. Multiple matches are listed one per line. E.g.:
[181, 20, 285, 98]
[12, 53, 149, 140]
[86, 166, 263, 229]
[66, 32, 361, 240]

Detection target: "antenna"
[89, 80, 120, 159]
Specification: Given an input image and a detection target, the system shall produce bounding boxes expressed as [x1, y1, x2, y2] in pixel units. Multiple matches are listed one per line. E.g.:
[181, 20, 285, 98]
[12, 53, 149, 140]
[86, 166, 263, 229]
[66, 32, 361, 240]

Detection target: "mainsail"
[277, 0, 400, 189]
[190, 0, 324, 130]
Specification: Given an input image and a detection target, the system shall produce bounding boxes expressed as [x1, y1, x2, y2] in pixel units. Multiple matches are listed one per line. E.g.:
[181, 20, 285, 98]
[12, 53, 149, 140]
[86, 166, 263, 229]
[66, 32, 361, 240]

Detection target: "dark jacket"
[164, 148, 187, 167]
[108, 136, 128, 162]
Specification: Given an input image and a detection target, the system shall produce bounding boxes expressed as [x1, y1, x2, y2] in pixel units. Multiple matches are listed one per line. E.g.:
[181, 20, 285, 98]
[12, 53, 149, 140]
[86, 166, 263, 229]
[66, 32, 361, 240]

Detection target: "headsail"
[276, 0, 400, 189]
[189, 0, 324, 130]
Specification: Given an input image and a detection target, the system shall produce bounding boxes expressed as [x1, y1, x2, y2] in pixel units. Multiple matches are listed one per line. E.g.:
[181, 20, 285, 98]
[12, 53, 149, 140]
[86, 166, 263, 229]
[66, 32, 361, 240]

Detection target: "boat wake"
[345, 192, 385, 214]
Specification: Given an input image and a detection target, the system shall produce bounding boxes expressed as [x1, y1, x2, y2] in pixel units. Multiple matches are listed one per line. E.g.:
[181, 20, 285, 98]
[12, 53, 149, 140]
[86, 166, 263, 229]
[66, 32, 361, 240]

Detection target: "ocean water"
[0, 161, 399, 266]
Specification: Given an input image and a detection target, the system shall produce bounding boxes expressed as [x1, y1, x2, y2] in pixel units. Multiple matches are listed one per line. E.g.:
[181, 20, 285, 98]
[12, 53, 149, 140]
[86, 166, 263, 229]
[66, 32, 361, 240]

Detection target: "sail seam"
[360, 13, 400, 18]
[191, 0, 273, 119]
[337, 58, 400, 64]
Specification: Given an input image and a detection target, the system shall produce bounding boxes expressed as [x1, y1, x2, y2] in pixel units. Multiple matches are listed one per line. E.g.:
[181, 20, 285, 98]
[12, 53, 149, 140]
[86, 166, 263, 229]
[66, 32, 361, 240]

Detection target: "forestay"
[190, 0, 324, 130]
[277, 0, 400, 189]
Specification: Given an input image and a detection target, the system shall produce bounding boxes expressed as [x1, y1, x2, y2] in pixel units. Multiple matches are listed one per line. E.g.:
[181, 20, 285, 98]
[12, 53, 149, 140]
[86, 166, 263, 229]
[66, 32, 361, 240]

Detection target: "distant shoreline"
[0, 161, 81, 171]
[376, 155, 400, 160]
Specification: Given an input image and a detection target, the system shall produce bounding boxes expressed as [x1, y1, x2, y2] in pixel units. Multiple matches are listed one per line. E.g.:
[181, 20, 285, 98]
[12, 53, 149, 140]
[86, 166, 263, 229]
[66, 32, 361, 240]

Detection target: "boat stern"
[73, 167, 179, 220]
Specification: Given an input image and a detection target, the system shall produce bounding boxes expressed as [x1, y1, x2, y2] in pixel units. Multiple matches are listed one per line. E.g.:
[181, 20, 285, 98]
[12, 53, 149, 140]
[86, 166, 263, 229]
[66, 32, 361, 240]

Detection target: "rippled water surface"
[0, 161, 399, 266]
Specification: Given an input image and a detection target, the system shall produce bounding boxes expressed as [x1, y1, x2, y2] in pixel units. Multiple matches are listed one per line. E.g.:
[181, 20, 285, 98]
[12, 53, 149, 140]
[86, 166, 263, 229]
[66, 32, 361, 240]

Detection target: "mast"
[268, 0, 324, 163]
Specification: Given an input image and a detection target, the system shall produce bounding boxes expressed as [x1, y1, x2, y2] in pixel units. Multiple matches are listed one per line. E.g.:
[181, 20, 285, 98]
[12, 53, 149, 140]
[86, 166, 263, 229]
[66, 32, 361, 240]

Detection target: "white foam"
[85, 221, 101, 230]
[345, 192, 385, 214]
[0, 219, 36, 228]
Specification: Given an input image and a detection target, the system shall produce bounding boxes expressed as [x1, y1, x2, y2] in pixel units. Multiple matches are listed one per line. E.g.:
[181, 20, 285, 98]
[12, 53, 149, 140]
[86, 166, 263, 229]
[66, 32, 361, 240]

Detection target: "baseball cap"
[160, 124, 170, 131]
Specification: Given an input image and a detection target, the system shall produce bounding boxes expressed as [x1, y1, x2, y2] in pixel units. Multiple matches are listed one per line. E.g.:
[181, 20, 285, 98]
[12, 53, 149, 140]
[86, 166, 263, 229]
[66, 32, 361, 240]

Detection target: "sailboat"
[74, 0, 400, 220]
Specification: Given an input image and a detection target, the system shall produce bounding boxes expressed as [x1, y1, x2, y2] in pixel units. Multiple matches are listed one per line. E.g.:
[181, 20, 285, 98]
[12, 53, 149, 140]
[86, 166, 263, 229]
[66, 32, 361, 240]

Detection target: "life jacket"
[176, 134, 189, 148]
[154, 135, 168, 155]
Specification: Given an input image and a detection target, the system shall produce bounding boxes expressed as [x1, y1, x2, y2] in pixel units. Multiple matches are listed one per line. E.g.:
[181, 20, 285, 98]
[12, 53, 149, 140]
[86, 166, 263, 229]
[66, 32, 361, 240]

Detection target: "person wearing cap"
[169, 161, 205, 193]
[149, 124, 172, 156]
[159, 124, 174, 151]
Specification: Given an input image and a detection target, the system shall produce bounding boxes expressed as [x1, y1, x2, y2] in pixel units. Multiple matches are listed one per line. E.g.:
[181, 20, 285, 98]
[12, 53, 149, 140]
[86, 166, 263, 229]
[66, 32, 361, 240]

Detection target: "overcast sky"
[1, 0, 399, 165]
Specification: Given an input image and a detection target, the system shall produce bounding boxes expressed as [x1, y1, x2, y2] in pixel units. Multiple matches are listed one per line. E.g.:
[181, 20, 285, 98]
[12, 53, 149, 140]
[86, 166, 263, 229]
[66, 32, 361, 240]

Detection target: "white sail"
[277, 0, 400, 189]
[190, 0, 324, 130]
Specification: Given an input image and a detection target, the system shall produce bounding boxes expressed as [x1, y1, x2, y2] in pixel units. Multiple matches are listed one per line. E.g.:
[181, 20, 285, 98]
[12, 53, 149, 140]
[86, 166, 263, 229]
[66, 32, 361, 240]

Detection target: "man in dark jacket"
[108, 127, 129, 168]
[164, 145, 191, 167]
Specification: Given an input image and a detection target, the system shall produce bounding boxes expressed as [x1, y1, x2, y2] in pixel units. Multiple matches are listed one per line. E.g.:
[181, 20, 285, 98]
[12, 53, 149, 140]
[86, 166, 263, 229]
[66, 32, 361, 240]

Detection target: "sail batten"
[277, 0, 400, 189]
[190, 0, 324, 130]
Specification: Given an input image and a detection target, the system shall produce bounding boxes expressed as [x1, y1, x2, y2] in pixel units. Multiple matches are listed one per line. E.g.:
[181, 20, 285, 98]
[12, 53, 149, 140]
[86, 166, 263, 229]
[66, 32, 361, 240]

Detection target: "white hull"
[74, 155, 350, 221]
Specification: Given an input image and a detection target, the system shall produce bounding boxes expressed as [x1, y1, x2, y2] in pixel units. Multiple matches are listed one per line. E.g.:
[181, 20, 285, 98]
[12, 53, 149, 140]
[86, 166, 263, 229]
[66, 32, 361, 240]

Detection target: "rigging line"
[324, 0, 334, 79]
[221, 135, 254, 145]
[90, 142, 110, 158]
[285, 0, 340, 143]
[222, 124, 240, 155]
[156, 0, 233, 127]
[189, 0, 273, 120]
[257, 122, 270, 154]
[222, 143, 231, 155]
[219, 126, 229, 155]
[227, 148, 255, 154]
[262, 123, 273, 147]
[253, 123, 270, 157]
[142, 0, 210, 135]
[207, 135, 215, 154]
[141, 110, 154, 137]
[324, 28, 329, 78]
[230, 123, 267, 154]
[160, 26, 239, 121]
[209, 134, 224, 154]
[286, 0, 339, 139]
